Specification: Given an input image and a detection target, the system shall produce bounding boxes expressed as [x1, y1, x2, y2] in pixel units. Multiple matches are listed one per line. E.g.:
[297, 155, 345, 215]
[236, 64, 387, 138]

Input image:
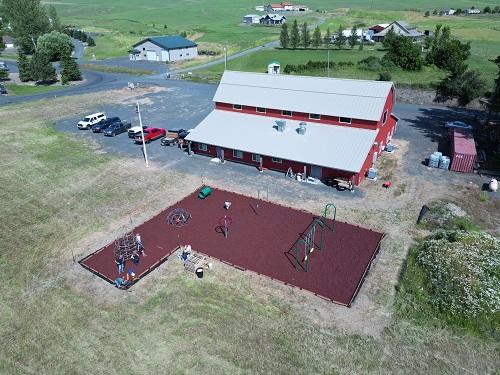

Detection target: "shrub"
[425, 10, 430, 17]
[357, 56, 381, 71]
[416, 231, 500, 318]
[378, 71, 392, 81]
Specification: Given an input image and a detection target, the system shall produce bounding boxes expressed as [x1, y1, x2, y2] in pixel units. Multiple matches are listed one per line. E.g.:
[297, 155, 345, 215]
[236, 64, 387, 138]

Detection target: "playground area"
[80, 188, 384, 306]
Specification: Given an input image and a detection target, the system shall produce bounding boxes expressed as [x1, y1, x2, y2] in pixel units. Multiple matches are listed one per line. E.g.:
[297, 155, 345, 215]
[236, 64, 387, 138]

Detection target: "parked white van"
[77, 112, 106, 130]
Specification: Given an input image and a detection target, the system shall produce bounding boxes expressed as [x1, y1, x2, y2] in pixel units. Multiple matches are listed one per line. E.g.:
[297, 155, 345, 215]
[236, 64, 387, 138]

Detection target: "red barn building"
[185, 71, 398, 186]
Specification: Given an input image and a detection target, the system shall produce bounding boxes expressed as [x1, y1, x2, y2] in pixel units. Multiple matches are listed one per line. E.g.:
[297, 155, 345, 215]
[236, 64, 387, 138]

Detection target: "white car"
[444, 121, 472, 130]
[128, 125, 147, 138]
[77, 112, 106, 130]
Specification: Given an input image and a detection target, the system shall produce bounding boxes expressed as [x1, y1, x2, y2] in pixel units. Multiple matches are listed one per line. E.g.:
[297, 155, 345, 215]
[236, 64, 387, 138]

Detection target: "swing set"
[292, 203, 336, 272]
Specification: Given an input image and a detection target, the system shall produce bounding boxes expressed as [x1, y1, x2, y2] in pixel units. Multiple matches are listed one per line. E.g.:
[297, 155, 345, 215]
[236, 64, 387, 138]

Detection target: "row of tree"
[280, 21, 363, 50]
[0, 0, 82, 84]
[64, 27, 95, 47]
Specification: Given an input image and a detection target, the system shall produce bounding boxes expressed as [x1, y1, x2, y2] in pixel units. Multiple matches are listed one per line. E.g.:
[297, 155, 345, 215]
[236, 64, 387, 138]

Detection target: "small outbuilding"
[450, 129, 477, 173]
[2, 36, 15, 49]
[243, 14, 261, 24]
[268, 61, 280, 74]
[130, 35, 198, 62]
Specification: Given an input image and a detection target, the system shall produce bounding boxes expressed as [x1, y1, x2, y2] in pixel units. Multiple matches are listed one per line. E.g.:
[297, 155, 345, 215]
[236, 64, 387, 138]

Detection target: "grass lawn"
[0, 91, 498, 374]
[54, 0, 314, 60]
[79, 63, 156, 76]
[3, 83, 68, 96]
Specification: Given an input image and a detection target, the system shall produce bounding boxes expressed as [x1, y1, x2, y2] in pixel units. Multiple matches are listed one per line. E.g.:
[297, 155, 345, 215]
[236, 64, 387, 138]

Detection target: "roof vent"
[275, 120, 286, 132]
[297, 122, 307, 135]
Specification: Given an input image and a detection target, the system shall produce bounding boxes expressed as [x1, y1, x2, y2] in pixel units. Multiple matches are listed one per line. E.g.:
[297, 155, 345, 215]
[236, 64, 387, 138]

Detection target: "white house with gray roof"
[129, 35, 198, 62]
[372, 21, 424, 42]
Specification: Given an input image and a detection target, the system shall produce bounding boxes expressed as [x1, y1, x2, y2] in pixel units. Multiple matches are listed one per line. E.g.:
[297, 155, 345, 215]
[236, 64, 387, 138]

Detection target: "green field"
[3, 83, 67, 95]
[1, 93, 498, 374]
[190, 10, 500, 88]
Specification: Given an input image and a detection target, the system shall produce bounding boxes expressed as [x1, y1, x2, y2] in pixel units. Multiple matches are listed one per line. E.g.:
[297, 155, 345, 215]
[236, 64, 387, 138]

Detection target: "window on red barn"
[309, 113, 321, 120]
[233, 104, 242, 110]
[252, 154, 261, 162]
[282, 110, 292, 116]
[382, 110, 388, 125]
[256, 107, 266, 113]
[198, 143, 207, 151]
[340, 117, 352, 124]
[233, 150, 243, 159]
[272, 157, 282, 163]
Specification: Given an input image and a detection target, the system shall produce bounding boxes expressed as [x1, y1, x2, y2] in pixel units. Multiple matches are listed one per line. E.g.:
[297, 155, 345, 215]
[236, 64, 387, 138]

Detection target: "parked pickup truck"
[127, 125, 148, 138]
[134, 127, 166, 143]
[103, 121, 131, 136]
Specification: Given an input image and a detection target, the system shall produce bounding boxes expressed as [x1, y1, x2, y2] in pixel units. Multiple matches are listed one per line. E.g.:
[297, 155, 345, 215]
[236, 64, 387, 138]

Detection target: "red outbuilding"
[185, 71, 398, 187]
[450, 129, 477, 173]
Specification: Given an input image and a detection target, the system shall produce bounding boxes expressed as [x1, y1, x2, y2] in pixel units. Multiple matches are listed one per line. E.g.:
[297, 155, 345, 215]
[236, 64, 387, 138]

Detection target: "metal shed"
[450, 129, 476, 173]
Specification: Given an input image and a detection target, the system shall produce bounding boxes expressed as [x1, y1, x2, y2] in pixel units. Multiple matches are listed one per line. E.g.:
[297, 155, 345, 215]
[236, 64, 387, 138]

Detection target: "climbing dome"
[166, 208, 192, 227]
[114, 232, 136, 260]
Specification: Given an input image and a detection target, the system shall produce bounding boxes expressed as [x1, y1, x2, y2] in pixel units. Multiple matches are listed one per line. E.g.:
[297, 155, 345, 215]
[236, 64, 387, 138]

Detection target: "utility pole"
[224, 45, 228, 70]
[327, 47, 330, 77]
[136, 101, 149, 167]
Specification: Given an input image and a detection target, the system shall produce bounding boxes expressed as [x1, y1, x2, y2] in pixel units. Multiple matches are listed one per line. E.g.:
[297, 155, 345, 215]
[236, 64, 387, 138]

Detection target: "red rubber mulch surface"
[80, 188, 384, 306]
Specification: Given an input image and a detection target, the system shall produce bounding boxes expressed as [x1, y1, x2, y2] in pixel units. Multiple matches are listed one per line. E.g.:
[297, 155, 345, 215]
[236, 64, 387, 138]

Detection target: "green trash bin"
[198, 186, 212, 199]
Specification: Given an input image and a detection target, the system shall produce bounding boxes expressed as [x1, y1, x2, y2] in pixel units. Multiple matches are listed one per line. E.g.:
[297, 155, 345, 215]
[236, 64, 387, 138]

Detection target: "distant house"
[243, 14, 261, 24]
[372, 21, 424, 42]
[464, 8, 481, 14]
[333, 29, 373, 43]
[368, 23, 389, 33]
[130, 35, 198, 62]
[441, 8, 455, 16]
[255, 5, 265, 11]
[260, 14, 287, 25]
[292, 5, 309, 11]
[263, 2, 306, 11]
[2, 35, 15, 49]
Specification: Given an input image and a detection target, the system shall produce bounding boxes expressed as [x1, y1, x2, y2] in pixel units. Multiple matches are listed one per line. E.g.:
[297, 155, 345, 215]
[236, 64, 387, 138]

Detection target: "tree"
[426, 25, 470, 73]
[30, 51, 56, 83]
[87, 35, 96, 47]
[301, 22, 310, 48]
[436, 69, 486, 106]
[36, 31, 73, 62]
[323, 27, 331, 46]
[424, 10, 430, 17]
[456, 8, 462, 14]
[486, 56, 500, 119]
[1, 0, 51, 54]
[334, 26, 346, 49]
[60, 55, 81, 83]
[0, 68, 8, 80]
[312, 26, 321, 48]
[279, 22, 289, 49]
[483, 6, 491, 13]
[17, 51, 32, 81]
[348, 26, 358, 49]
[432, 9, 438, 15]
[493, 6, 500, 13]
[382, 26, 397, 50]
[358, 39, 364, 50]
[385, 35, 423, 71]
[47, 5, 61, 31]
[290, 20, 300, 49]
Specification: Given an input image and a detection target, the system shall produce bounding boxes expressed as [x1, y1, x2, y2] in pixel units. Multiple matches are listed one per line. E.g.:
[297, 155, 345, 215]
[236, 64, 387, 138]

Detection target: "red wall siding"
[215, 102, 378, 130]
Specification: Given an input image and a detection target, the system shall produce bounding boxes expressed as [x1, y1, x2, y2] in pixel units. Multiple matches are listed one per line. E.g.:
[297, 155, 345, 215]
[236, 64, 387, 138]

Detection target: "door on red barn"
[311, 165, 323, 179]
[216, 147, 224, 162]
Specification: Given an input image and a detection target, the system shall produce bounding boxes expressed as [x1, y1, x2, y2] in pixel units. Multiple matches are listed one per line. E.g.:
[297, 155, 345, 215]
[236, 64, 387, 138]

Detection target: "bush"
[357, 56, 382, 71]
[378, 71, 392, 81]
[416, 231, 499, 318]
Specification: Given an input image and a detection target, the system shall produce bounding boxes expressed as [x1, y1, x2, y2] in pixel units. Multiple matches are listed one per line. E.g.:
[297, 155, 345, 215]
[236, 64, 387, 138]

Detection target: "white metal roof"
[186, 110, 378, 173]
[213, 71, 393, 122]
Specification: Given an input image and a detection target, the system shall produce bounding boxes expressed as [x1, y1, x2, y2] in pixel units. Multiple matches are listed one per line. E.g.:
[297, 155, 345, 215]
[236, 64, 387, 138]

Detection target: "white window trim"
[309, 113, 321, 120]
[198, 143, 207, 151]
[282, 110, 293, 117]
[272, 157, 282, 164]
[339, 117, 352, 124]
[252, 154, 261, 162]
[233, 150, 243, 159]
[256, 107, 266, 113]
[233, 104, 242, 110]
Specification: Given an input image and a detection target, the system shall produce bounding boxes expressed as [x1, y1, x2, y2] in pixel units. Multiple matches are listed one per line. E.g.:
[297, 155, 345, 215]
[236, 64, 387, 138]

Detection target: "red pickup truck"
[134, 127, 166, 143]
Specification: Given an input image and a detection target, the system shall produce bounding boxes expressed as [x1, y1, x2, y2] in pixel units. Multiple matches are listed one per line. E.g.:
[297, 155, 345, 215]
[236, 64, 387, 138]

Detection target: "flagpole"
[136, 101, 149, 167]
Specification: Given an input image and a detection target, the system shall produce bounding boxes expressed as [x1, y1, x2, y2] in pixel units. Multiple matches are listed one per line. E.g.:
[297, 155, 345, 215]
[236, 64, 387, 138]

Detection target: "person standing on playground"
[135, 233, 146, 256]
[116, 254, 125, 274]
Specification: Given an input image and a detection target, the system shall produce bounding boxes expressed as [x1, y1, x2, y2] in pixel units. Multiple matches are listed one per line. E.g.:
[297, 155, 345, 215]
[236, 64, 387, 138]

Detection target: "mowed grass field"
[193, 10, 500, 88]
[1, 91, 499, 374]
